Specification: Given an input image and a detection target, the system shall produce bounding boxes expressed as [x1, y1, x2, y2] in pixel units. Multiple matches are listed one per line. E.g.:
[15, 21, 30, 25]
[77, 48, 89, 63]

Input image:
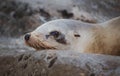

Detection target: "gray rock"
[18, 0, 120, 22]
[0, 50, 120, 76]
[0, 0, 120, 36]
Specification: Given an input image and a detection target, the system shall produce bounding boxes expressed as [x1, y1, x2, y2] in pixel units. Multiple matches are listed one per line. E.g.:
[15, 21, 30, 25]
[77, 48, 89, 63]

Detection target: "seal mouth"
[25, 38, 56, 50]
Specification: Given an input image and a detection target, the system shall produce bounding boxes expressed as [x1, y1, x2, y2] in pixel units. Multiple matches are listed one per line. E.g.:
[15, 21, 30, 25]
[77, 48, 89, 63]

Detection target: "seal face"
[25, 17, 120, 56]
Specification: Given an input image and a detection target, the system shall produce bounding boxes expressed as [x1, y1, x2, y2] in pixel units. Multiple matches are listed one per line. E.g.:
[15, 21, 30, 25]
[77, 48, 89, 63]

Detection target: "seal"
[24, 16, 120, 56]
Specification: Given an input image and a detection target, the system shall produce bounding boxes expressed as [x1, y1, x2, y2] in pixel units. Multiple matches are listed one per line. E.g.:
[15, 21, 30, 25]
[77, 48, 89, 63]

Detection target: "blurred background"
[0, 0, 120, 52]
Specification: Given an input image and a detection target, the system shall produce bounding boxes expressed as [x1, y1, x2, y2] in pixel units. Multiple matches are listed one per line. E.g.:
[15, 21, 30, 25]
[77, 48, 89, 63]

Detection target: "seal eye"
[49, 31, 67, 44]
[50, 31, 60, 38]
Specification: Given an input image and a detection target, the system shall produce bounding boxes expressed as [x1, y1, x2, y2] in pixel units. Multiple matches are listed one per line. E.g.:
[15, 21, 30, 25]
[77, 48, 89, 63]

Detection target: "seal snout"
[24, 33, 31, 41]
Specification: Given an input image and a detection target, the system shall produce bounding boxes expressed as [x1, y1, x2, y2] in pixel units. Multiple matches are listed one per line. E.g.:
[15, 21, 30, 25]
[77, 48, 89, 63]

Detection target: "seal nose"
[24, 33, 31, 41]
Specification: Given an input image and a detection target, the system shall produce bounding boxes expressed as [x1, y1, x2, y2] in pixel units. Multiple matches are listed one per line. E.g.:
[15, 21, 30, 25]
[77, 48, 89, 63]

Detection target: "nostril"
[24, 34, 31, 41]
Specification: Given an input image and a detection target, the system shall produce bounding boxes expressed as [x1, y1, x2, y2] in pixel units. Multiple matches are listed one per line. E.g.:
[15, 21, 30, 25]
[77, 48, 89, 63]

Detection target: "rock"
[0, 0, 41, 37]
[0, 0, 120, 37]
[0, 50, 120, 76]
[18, 0, 120, 22]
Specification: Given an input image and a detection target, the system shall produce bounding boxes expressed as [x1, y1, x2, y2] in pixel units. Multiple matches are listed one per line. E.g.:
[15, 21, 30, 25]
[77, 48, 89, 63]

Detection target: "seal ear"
[74, 34, 80, 37]
[73, 31, 80, 37]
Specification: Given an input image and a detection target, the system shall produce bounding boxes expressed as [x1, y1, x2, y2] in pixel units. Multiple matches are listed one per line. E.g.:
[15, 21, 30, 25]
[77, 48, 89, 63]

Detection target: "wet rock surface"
[0, 50, 120, 76]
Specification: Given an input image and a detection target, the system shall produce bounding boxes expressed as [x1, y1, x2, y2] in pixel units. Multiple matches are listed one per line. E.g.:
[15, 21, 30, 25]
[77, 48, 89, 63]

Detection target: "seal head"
[25, 17, 120, 56]
[25, 19, 94, 51]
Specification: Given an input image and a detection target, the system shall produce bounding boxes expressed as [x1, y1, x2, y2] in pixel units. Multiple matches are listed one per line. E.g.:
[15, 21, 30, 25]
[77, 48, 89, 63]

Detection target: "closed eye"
[49, 31, 60, 38]
[49, 31, 67, 44]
